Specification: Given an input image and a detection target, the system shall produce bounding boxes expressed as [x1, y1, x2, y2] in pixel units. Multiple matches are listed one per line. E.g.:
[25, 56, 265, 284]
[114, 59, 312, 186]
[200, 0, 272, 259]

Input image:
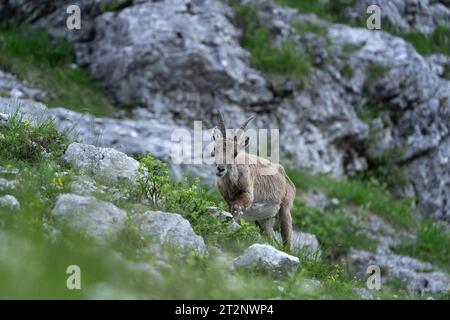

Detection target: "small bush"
[134, 155, 171, 205]
[0, 111, 69, 164]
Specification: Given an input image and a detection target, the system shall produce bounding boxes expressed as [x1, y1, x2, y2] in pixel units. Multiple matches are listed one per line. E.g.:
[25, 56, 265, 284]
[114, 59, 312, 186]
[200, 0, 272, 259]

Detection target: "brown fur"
[214, 144, 296, 250]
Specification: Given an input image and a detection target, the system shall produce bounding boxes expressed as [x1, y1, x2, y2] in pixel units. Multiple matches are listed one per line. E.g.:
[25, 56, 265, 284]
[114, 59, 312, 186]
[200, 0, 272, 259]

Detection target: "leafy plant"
[0, 111, 70, 164]
[134, 155, 171, 205]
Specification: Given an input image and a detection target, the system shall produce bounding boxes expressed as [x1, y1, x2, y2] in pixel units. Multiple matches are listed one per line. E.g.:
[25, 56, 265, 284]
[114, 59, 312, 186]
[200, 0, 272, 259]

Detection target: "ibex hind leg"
[255, 217, 276, 241]
[279, 201, 293, 251]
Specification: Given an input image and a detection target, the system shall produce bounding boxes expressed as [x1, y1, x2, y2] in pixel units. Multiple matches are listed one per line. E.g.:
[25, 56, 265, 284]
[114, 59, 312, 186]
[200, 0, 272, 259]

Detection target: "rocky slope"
[0, 113, 448, 297]
[1, 0, 449, 223]
[0, 0, 449, 299]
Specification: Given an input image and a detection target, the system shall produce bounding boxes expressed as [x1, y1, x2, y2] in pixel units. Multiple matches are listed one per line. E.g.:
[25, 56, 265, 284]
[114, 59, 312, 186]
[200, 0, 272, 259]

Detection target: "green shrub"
[134, 155, 171, 205]
[0, 111, 70, 164]
[294, 21, 331, 45]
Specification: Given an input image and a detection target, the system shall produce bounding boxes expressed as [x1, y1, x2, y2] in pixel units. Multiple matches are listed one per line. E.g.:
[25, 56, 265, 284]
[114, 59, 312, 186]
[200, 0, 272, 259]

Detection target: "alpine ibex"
[211, 112, 296, 249]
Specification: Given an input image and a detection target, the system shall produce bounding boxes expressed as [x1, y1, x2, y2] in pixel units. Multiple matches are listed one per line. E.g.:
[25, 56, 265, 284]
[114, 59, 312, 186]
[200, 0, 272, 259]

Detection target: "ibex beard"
[212, 112, 296, 250]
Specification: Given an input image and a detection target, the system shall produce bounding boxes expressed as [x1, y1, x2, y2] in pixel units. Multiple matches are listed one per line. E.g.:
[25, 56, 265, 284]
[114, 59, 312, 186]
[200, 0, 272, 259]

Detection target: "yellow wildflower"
[24, 119, 30, 128]
[51, 177, 64, 187]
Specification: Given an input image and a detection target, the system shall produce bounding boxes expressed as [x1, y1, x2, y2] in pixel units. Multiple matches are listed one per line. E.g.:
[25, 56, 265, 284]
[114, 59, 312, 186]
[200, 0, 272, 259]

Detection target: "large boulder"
[75, 0, 273, 115]
[64, 142, 139, 186]
[53, 194, 127, 241]
[233, 243, 300, 275]
[275, 230, 321, 258]
[0, 195, 20, 210]
[134, 211, 207, 255]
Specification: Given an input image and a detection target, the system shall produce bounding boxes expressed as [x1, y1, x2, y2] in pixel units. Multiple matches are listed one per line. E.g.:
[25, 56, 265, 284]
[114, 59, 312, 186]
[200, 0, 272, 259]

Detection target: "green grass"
[0, 116, 359, 299]
[0, 110, 442, 299]
[356, 104, 381, 125]
[0, 24, 115, 116]
[274, 0, 356, 22]
[0, 111, 70, 164]
[388, 25, 450, 57]
[287, 169, 413, 228]
[366, 63, 389, 83]
[233, 3, 312, 81]
[395, 220, 450, 273]
[292, 199, 377, 258]
[294, 21, 329, 39]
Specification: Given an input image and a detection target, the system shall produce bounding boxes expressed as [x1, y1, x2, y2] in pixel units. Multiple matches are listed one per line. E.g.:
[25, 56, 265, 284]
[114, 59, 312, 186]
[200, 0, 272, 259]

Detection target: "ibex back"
[212, 112, 296, 250]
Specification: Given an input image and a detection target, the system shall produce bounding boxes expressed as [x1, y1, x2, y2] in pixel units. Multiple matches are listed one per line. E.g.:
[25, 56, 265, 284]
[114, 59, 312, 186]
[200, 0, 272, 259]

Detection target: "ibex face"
[211, 112, 253, 177]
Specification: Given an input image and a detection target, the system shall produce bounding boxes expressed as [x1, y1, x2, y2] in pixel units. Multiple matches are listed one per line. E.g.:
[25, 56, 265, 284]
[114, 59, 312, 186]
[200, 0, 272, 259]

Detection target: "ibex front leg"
[231, 190, 253, 220]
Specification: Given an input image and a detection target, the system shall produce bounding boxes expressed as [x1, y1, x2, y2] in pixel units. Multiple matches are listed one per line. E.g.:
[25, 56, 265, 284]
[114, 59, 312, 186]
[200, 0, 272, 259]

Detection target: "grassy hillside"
[1, 112, 447, 299]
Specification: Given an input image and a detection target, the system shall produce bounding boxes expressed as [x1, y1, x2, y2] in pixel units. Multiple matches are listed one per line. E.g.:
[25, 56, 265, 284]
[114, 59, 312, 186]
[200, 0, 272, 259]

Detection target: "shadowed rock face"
[0, 0, 449, 222]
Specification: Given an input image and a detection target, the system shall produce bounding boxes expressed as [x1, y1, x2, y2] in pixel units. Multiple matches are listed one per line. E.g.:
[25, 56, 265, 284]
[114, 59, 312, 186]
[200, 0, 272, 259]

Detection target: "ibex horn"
[217, 111, 226, 139]
[236, 115, 255, 139]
